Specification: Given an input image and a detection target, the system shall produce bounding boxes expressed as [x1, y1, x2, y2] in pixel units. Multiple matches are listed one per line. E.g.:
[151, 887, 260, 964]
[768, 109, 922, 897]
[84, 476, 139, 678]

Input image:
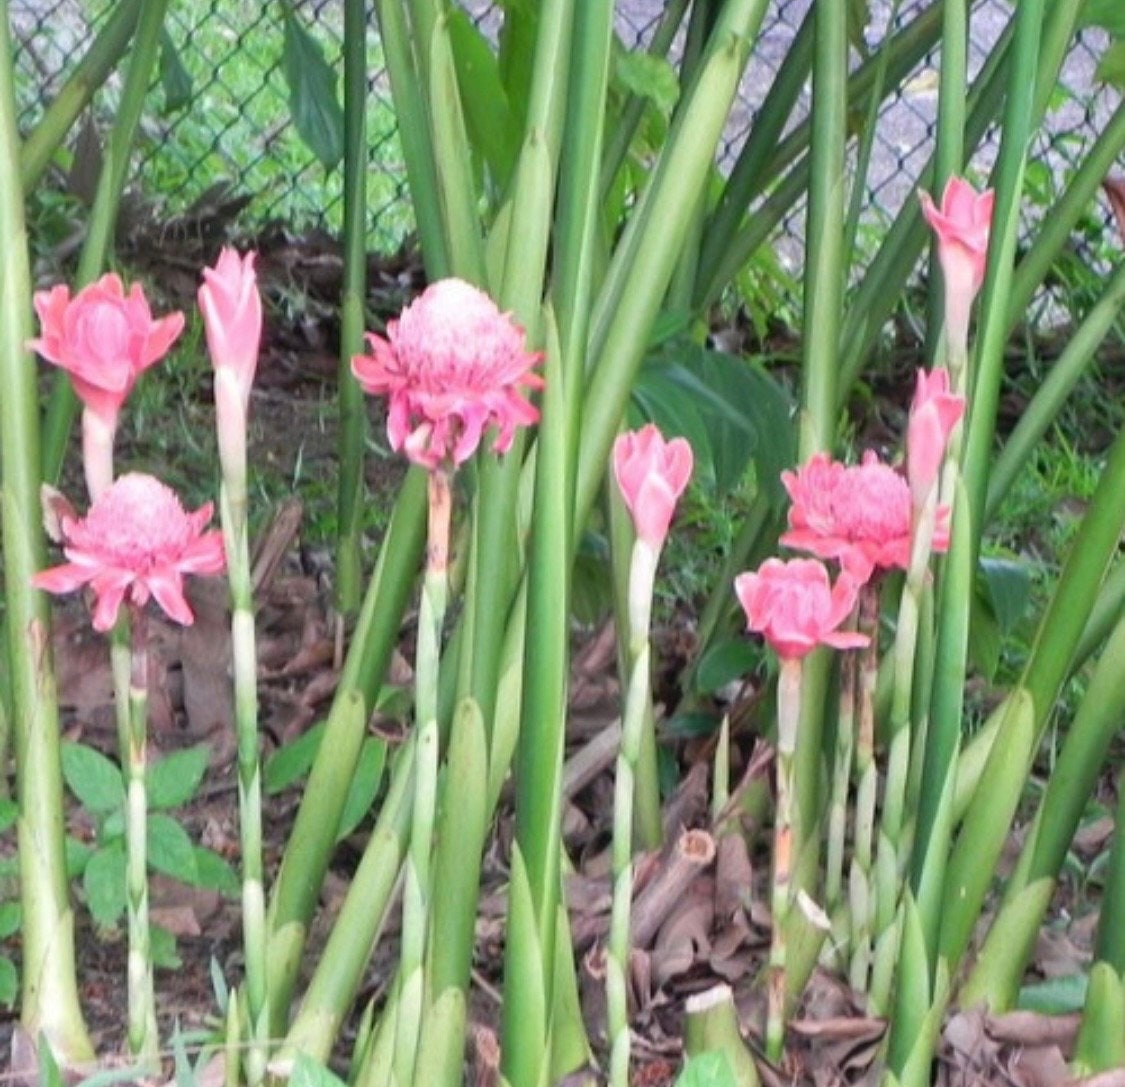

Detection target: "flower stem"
[393, 468, 451, 1085]
[766, 656, 802, 1063]
[825, 609, 858, 916]
[608, 540, 658, 1087]
[124, 607, 158, 1063]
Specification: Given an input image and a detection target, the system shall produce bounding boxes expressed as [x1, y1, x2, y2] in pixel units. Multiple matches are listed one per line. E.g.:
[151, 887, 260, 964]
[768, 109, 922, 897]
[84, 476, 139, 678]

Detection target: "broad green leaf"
[978, 557, 1032, 632]
[84, 842, 127, 927]
[1018, 973, 1088, 1014]
[664, 711, 722, 739]
[147, 744, 211, 810]
[448, 9, 518, 186]
[572, 534, 615, 625]
[336, 738, 387, 841]
[265, 721, 326, 794]
[66, 834, 92, 878]
[1080, 0, 1125, 37]
[675, 1052, 738, 1087]
[290, 1052, 349, 1087]
[0, 956, 16, 1008]
[967, 588, 1002, 681]
[191, 847, 239, 897]
[0, 901, 20, 938]
[281, 4, 344, 168]
[158, 30, 193, 113]
[150, 923, 181, 970]
[147, 813, 199, 883]
[61, 742, 124, 814]
[694, 638, 760, 696]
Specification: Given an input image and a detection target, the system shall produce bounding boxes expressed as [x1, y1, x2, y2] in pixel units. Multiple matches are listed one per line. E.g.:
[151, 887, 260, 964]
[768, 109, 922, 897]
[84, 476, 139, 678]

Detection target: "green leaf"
[1018, 973, 1088, 1014]
[191, 847, 239, 897]
[1080, 0, 1125, 37]
[289, 1052, 349, 1087]
[210, 956, 229, 1015]
[694, 638, 760, 696]
[675, 1051, 738, 1087]
[84, 842, 127, 927]
[147, 814, 199, 883]
[978, 557, 1032, 632]
[968, 588, 1002, 681]
[0, 797, 18, 833]
[265, 721, 325, 795]
[572, 533, 615, 625]
[281, 3, 344, 168]
[66, 835, 93, 878]
[0, 901, 20, 938]
[613, 43, 680, 116]
[158, 30, 193, 114]
[664, 711, 722, 739]
[0, 956, 16, 1008]
[38, 1032, 64, 1087]
[61, 742, 124, 814]
[336, 738, 387, 841]
[150, 923, 181, 970]
[147, 745, 211, 810]
[1096, 41, 1125, 89]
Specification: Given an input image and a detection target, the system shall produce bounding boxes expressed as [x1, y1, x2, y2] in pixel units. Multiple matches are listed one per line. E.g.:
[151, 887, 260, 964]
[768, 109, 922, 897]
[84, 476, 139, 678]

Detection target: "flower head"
[351, 278, 543, 469]
[32, 473, 225, 632]
[613, 424, 693, 550]
[781, 451, 950, 581]
[199, 248, 262, 411]
[29, 274, 184, 427]
[907, 368, 964, 506]
[735, 558, 869, 661]
[920, 177, 994, 355]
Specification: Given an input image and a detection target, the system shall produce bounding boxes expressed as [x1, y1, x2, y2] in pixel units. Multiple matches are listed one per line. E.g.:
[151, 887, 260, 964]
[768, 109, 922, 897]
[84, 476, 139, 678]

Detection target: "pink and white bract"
[352, 278, 543, 469]
[613, 424, 694, 550]
[29, 273, 184, 427]
[920, 177, 995, 355]
[32, 473, 225, 632]
[735, 558, 869, 662]
[781, 451, 950, 581]
[907, 368, 965, 506]
[199, 248, 262, 411]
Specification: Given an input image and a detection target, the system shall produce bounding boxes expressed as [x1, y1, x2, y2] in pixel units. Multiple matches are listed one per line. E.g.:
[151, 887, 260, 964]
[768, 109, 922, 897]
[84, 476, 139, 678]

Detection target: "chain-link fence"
[8, 0, 1121, 279]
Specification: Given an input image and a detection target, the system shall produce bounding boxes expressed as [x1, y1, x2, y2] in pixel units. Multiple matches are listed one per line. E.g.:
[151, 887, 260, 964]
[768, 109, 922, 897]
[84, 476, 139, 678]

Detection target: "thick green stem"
[1096, 762, 1125, 974]
[334, 0, 370, 620]
[41, 0, 171, 483]
[124, 609, 158, 1063]
[0, 1, 92, 1059]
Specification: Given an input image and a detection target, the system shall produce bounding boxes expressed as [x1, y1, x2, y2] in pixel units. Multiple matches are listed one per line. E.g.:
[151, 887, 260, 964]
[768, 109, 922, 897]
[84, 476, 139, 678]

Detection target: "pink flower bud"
[735, 558, 869, 662]
[352, 278, 542, 470]
[29, 274, 184, 429]
[199, 248, 262, 411]
[612, 424, 693, 550]
[907, 368, 965, 506]
[32, 473, 225, 632]
[920, 177, 994, 356]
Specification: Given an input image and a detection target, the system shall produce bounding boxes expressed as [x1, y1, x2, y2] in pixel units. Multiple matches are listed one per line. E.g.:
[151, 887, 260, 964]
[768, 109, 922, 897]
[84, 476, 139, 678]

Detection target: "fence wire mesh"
[8, 0, 1121, 296]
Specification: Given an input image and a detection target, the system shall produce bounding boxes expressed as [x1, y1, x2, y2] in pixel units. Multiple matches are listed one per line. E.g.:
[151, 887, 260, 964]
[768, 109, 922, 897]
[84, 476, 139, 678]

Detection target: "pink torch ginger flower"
[199, 248, 262, 412]
[29, 274, 184, 428]
[613, 424, 694, 550]
[907, 368, 965, 506]
[351, 278, 543, 469]
[199, 249, 262, 485]
[781, 451, 950, 581]
[735, 558, 869, 661]
[920, 177, 994, 356]
[32, 473, 226, 632]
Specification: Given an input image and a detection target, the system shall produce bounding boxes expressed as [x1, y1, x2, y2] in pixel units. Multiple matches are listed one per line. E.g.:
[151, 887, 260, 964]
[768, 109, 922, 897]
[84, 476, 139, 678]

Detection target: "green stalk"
[765, 657, 802, 1062]
[1095, 762, 1125, 973]
[124, 608, 158, 1063]
[373, 0, 448, 276]
[393, 468, 450, 1086]
[607, 541, 660, 1087]
[987, 261, 1125, 519]
[20, 0, 142, 192]
[825, 620, 858, 916]
[275, 723, 413, 1066]
[924, 0, 967, 358]
[265, 469, 426, 1033]
[334, 0, 370, 621]
[501, 310, 571, 1087]
[41, 0, 170, 484]
[0, 1, 92, 1058]
[959, 609, 1125, 1010]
